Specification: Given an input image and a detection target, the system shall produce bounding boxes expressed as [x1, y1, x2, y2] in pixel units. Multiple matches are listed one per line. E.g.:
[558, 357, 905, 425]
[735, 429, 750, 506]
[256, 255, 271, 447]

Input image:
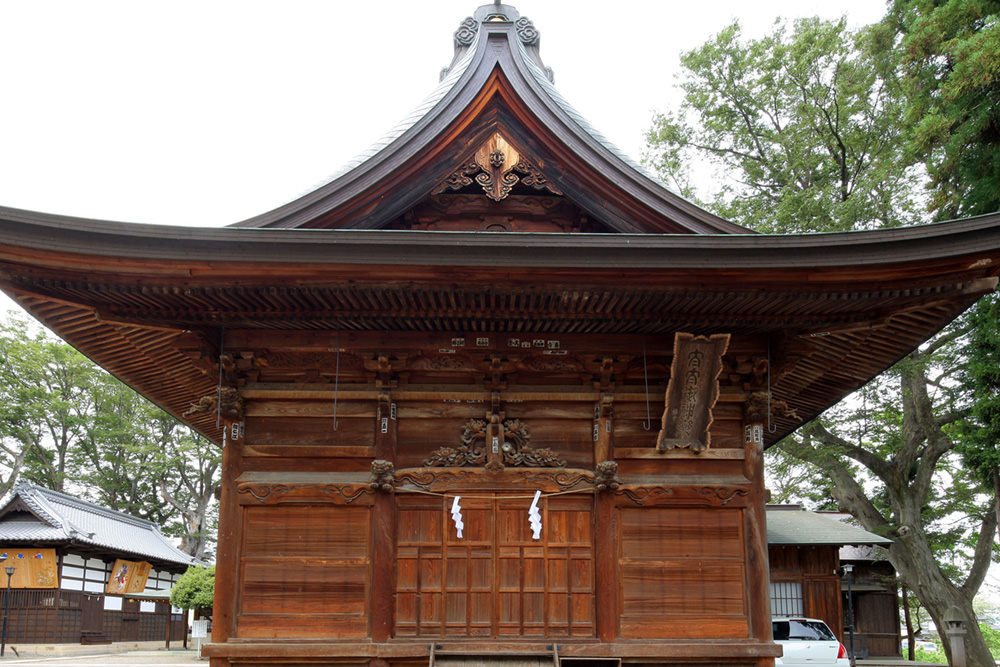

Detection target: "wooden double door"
[395, 493, 595, 639]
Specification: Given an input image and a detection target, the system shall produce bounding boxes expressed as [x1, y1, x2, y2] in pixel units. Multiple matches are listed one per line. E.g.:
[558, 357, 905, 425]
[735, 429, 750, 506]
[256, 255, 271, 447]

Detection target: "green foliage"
[170, 565, 215, 611]
[980, 623, 1000, 659]
[0, 311, 220, 558]
[644, 11, 1000, 667]
[645, 17, 924, 233]
[0, 314, 97, 493]
[957, 292, 1000, 486]
[886, 0, 1000, 218]
[915, 645, 947, 664]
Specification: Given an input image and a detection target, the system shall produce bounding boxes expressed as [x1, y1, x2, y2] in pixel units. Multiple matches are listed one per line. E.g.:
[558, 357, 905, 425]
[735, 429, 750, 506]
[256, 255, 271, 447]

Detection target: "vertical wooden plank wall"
[206, 331, 777, 666]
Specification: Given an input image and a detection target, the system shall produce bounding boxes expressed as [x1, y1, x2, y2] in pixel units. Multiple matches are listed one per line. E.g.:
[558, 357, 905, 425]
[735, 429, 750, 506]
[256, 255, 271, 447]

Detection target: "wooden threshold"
[203, 640, 782, 659]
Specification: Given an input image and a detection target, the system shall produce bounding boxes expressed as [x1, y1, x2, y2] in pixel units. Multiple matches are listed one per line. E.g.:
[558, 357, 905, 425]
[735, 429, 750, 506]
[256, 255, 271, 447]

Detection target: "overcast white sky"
[0, 1, 888, 229]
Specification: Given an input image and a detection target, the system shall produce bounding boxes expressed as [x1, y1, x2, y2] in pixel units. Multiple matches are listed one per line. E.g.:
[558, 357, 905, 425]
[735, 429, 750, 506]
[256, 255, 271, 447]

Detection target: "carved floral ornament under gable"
[433, 133, 563, 203]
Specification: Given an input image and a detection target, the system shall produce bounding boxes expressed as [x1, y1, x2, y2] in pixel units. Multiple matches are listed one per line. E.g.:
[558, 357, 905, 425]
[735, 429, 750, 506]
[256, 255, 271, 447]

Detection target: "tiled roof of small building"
[766, 505, 892, 546]
[0, 483, 197, 568]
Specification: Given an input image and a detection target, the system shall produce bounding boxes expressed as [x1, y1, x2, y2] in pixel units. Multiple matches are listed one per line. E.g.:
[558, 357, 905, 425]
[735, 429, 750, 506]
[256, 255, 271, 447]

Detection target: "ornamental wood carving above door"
[424, 418, 566, 471]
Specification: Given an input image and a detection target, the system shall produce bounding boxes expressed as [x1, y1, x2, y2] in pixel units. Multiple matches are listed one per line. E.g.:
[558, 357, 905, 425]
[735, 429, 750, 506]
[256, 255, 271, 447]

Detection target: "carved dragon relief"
[395, 468, 593, 493]
[423, 418, 566, 470]
[184, 386, 244, 420]
[615, 485, 750, 507]
[432, 133, 563, 202]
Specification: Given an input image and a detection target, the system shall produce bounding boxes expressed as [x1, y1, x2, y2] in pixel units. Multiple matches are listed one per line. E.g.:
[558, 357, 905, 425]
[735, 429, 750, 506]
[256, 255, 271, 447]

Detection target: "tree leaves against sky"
[645, 17, 925, 233]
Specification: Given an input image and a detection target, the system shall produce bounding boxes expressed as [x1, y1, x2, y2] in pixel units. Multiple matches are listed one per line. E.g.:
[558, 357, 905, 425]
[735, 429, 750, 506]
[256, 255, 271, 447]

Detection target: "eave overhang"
[1, 209, 999, 447]
[2, 206, 999, 269]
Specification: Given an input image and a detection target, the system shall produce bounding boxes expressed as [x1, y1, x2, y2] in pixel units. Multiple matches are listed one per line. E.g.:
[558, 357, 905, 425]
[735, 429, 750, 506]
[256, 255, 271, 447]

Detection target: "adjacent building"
[766, 506, 898, 659]
[0, 483, 197, 645]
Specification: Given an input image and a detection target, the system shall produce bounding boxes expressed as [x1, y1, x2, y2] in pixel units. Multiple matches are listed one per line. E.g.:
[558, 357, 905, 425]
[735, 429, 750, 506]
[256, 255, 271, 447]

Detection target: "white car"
[773, 617, 851, 666]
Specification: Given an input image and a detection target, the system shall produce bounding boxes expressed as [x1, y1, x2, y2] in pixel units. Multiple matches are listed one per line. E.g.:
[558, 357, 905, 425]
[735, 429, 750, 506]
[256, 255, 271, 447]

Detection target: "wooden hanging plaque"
[656, 332, 731, 452]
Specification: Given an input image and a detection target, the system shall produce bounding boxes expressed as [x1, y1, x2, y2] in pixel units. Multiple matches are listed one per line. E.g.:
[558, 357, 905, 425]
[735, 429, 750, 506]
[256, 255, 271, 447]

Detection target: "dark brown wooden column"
[594, 491, 619, 642]
[744, 425, 772, 644]
[210, 422, 244, 664]
[371, 392, 397, 642]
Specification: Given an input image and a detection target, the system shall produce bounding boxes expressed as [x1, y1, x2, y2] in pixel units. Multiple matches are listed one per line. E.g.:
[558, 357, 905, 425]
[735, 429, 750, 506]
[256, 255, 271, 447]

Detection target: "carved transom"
[433, 133, 562, 202]
[424, 418, 566, 469]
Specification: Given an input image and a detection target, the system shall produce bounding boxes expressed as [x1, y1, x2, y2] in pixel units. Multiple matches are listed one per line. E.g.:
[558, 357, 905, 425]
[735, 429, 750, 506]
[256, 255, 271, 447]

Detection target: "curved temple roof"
[229, 4, 747, 234]
[0, 5, 998, 446]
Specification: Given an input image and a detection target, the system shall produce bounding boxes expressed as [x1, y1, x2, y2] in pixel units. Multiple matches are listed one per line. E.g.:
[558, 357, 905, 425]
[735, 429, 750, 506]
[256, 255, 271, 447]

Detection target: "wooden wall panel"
[244, 416, 375, 457]
[618, 507, 747, 639]
[237, 504, 370, 639]
[609, 419, 657, 448]
[804, 580, 840, 637]
[857, 590, 901, 657]
[509, 419, 593, 467]
[396, 418, 471, 468]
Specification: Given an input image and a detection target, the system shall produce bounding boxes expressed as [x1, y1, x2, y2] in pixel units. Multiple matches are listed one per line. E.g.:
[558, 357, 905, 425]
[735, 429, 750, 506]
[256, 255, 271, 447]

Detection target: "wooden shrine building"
[2, 4, 1000, 667]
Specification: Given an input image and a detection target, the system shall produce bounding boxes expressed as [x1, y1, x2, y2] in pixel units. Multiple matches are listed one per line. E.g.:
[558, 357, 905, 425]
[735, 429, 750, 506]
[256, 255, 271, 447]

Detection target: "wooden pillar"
[594, 392, 614, 464]
[371, 392, 397, 642]
[594, 492, 618, 642]
[210, 422, 244, 666]
[594, 383, 618, 642]
[744, 420, 772, 643]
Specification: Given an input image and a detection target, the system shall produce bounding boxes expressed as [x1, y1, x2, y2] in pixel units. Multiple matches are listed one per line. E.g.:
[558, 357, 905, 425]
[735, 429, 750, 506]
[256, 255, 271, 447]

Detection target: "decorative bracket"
[593, 461, 620, 492]
[370, 460, 396, 493]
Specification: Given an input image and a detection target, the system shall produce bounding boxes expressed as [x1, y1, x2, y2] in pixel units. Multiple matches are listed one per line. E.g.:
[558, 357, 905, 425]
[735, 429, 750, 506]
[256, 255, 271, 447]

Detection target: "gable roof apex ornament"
[443, 5, 552, 83]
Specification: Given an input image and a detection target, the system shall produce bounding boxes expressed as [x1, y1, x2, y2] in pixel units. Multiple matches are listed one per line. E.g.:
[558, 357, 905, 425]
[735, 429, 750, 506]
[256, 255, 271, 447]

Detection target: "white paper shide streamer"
[528, 490, 542, 540]
[451, 496, 464, 539]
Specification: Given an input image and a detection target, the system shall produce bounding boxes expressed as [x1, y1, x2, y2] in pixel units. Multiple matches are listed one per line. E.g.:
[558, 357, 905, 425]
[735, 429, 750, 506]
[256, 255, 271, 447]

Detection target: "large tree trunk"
[881, 526, 994, 667]
[902, 585, 916, 662]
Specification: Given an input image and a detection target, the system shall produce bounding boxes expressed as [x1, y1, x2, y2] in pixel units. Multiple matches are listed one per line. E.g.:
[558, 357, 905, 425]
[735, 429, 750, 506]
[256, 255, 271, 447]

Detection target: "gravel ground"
[0, 649, 202, 665]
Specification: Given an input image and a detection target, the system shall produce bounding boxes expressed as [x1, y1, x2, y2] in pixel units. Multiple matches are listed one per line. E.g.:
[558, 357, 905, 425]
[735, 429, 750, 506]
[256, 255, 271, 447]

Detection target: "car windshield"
[773, 620, 837, 641]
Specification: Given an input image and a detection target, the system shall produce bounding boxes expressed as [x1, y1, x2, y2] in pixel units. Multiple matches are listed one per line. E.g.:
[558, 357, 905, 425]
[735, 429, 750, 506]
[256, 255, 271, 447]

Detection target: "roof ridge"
[13, 482, 66, 531]
[22, 483, 157, 531]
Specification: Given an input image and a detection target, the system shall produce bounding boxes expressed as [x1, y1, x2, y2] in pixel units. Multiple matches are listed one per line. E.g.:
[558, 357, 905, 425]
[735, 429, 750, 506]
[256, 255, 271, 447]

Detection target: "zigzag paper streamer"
[451, 496, 464, 539]
[528, 490, 542, 540]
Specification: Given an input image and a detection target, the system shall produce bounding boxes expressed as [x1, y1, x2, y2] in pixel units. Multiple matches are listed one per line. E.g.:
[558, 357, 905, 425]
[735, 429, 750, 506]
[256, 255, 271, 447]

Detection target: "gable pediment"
[0, 497, 56, 527]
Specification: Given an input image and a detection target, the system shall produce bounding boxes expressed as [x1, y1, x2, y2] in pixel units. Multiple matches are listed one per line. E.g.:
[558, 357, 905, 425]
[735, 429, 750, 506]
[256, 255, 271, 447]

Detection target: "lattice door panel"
[395, 493, 595, 638]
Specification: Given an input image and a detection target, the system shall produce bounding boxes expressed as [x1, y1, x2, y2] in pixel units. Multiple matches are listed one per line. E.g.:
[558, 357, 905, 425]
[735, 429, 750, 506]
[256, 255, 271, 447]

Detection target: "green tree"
[0, 311, 221, 558]
[0, 313, 96, 493]
[645, 17, 925, 233]
[645, 16, 999, 667]
[170, 565, 215, 613]
[885, 0, 1000, 219]
[72, 371, 221, 559]
[156, 423, 220, 560]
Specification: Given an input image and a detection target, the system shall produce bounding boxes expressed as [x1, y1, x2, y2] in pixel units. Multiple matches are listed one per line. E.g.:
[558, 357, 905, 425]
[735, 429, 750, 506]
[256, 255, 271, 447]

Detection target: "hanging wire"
[332, 332, 341, 431]
[641, 339, 652, 431]
[767, 336, 776, 433]
[216, 328, 225, 428]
